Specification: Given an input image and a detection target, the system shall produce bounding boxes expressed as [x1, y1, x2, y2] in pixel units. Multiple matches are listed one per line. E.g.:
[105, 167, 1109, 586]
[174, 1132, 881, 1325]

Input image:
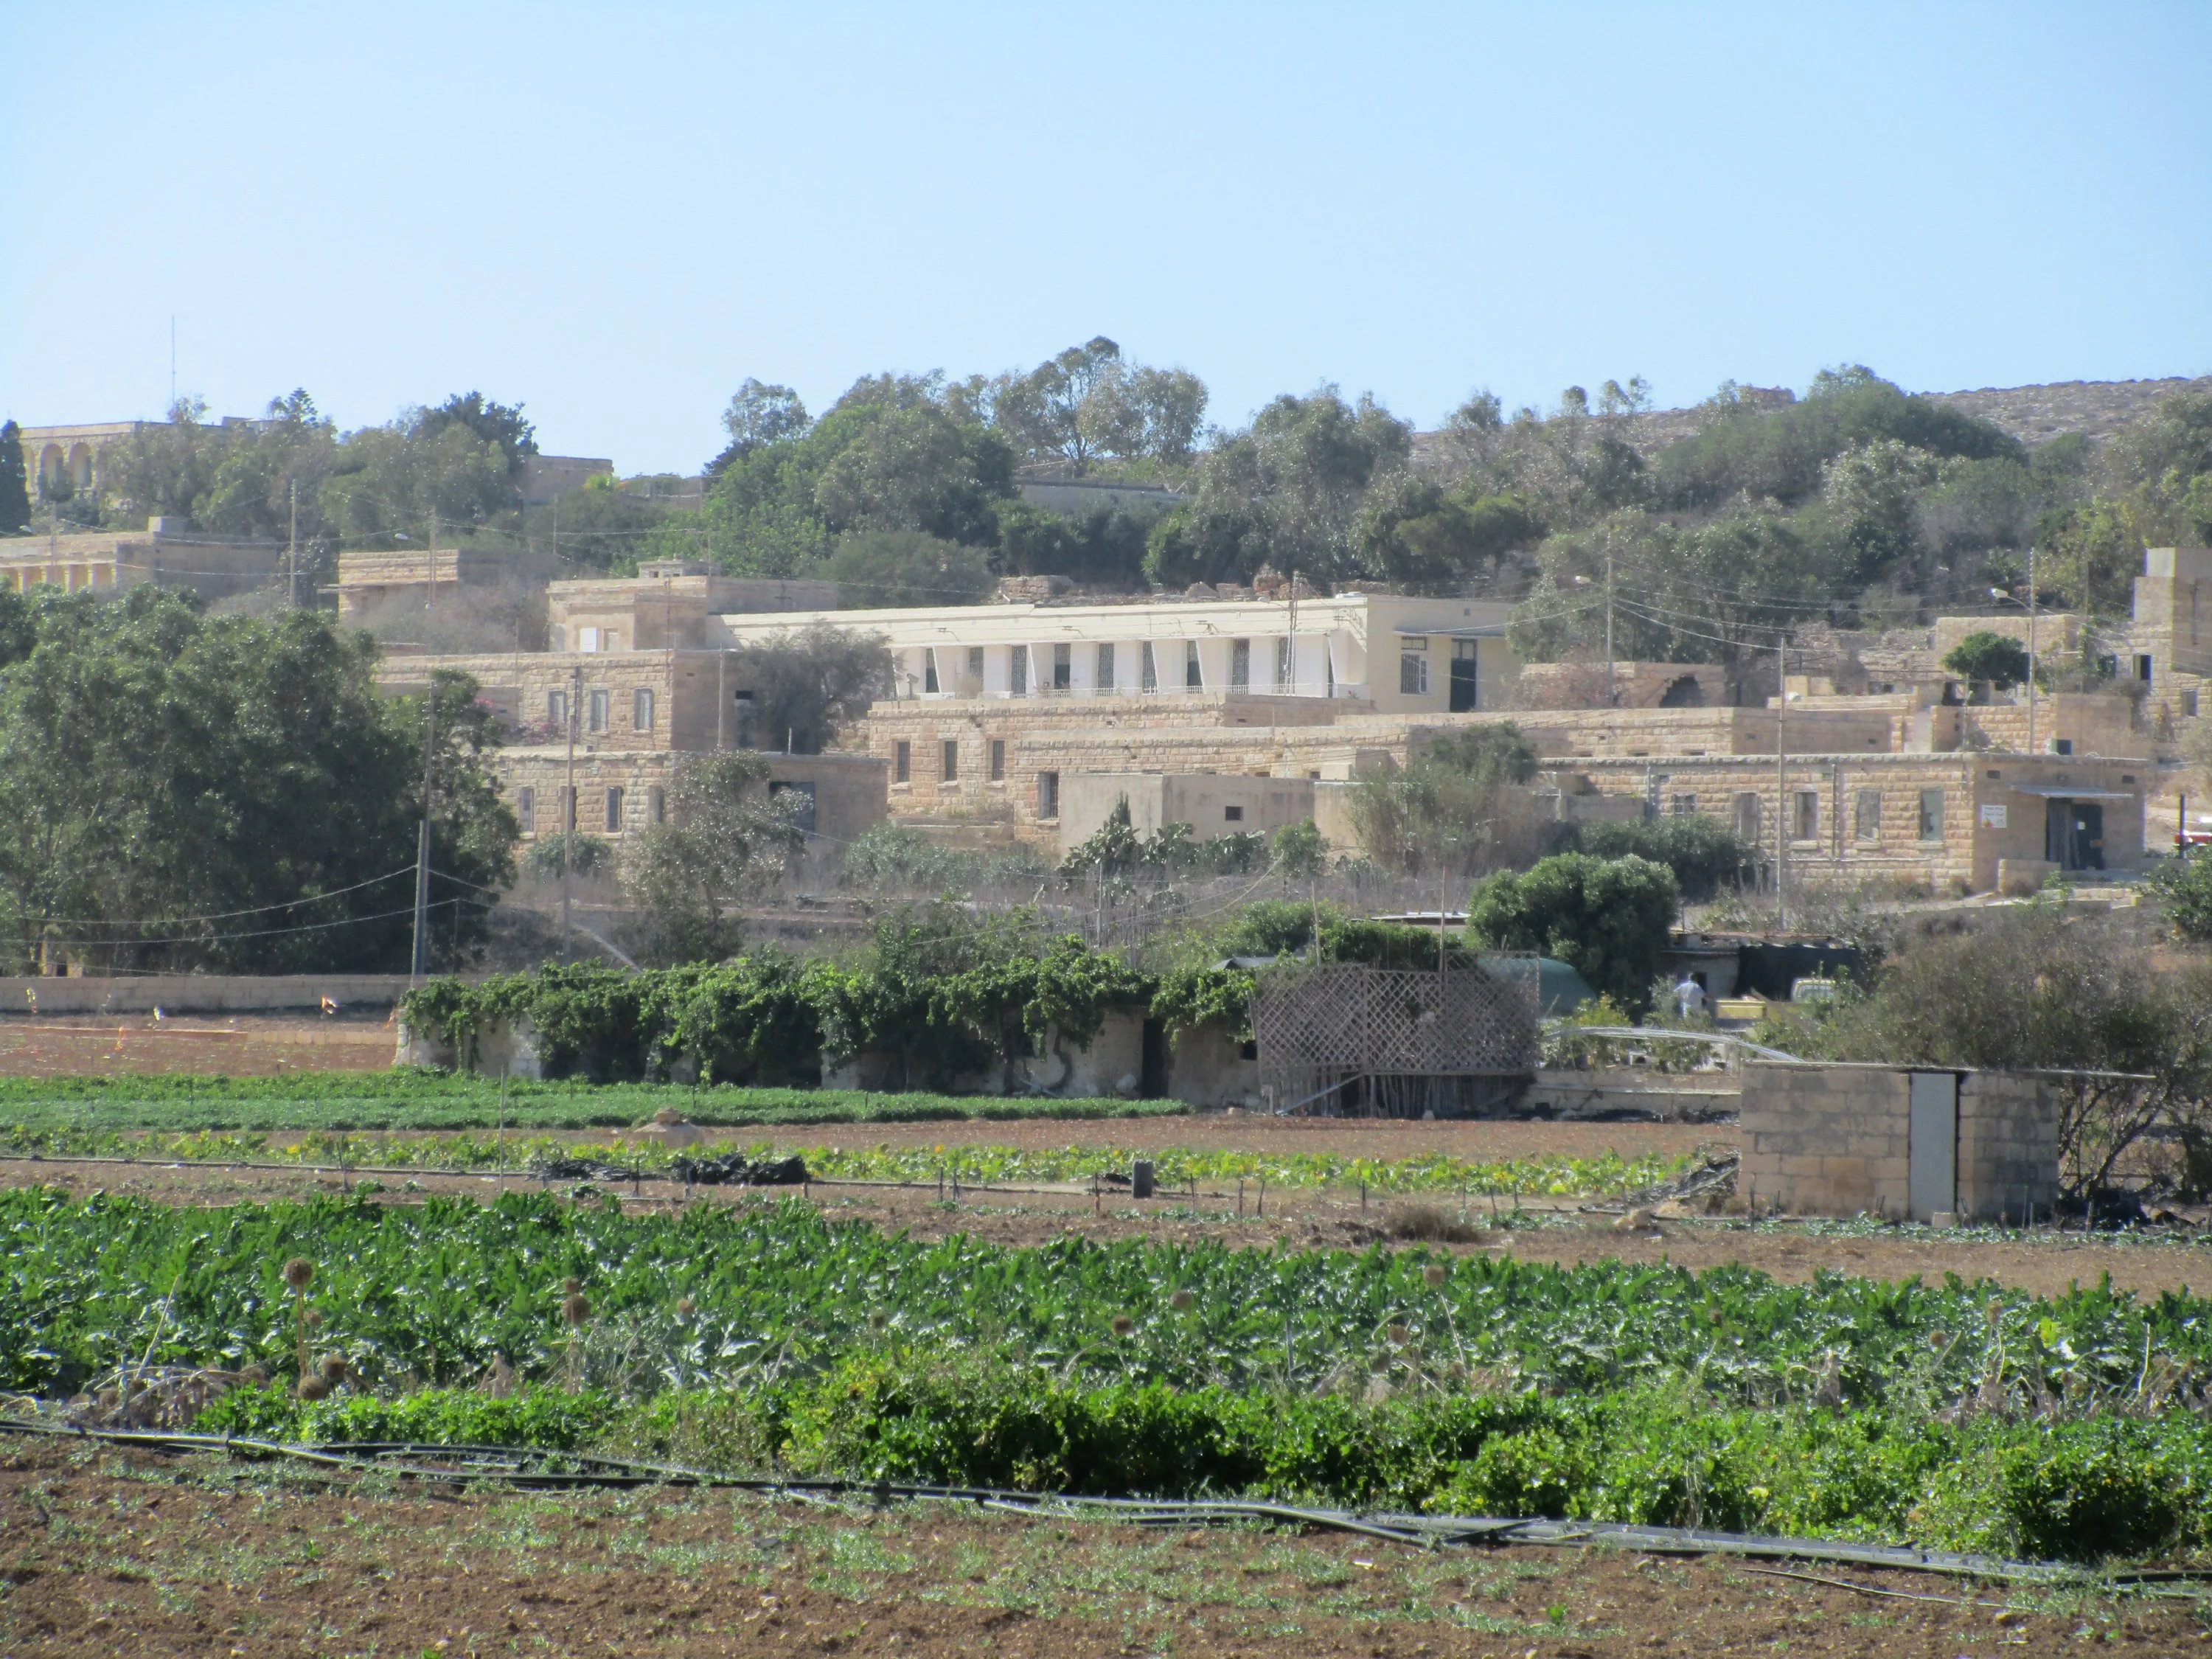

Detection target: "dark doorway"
[1139, 1019, 1169, 1099]
[2045, 799, 2107, 871]
[1448, 641, 1478, 712]
[1658, 674, 1706, 707]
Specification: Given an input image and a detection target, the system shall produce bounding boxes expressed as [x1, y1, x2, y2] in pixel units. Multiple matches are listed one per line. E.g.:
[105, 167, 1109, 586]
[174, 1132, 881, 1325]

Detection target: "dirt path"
[0, 1014, 394, 1077]
[0, 1438, 2189, 1657]
[7, 1154, 2207, 1303]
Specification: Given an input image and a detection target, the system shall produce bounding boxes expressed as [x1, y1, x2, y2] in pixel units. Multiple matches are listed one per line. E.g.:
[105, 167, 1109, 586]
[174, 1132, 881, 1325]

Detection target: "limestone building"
[0, 518, 283, 599]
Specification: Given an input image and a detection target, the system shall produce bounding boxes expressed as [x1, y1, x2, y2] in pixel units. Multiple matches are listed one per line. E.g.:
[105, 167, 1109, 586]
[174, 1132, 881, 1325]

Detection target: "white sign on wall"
[1979, 802, 2008, 829]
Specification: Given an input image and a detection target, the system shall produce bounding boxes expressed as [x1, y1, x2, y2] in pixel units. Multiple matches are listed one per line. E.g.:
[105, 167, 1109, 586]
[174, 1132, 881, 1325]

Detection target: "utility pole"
[1287, 567, 1298, 696]
[561, 663, 580, 961]
[1604, 533, 1616, 708]
[287, 477, 299, 608]
[426, 507, 438, 611]
[2026, 542, 2039, 757]
[409, 681, 438, 983]
[1775, 640, 1788, 931]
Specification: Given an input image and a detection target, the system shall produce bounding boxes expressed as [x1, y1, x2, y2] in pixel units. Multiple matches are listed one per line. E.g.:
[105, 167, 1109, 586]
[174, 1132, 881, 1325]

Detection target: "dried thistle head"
[1986, 1298, 2005, 1330]
[1387, 1323, 1411, 1346]
[1930, 1329, 1950, 1352]
[240, 1364, 267, 1384]
[1422, 1265, 1447, 1289]
[1168, 1290, 1194, 1313]
[320, 1354, 349, 1383]
[676, 1297, 697, 1319]
[296, 1376, 329, 1402]
[563, 1278, 583, 1297]
[282, 1258, 315, 1291]
[302, 1308, 322, 1329]
[563, 1293, 591, 1326]
[1109, 1315, 1134, 1338]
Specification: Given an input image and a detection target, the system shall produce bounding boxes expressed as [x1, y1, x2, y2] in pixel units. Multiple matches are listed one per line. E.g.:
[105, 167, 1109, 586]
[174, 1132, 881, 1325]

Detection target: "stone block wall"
[1739, 1063, 1913, 1217]
[1740, 1062, 2059, 1221]
[378, 650, 738, 753]
[1956, 1071, 2059, 1222]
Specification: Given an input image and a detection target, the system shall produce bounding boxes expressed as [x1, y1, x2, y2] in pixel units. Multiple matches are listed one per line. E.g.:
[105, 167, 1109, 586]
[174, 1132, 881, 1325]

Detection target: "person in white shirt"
[1674, 974, 1707, 1020]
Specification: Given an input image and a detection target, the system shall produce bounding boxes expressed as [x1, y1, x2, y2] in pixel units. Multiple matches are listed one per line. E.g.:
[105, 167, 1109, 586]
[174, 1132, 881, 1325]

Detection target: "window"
[647, 786, 665, 824]
[605, 786, 625, 832]
[894, 741, 911, 783]
[989, 739, 1005, 781]
[1037, 770, 1060, 819]
[1919, 787, 1945, 841]
[1733, 792, 1761, 843]
[941, 738, 959, 782]
[1276, 636, 1294, 689]
[967, 646, 984, 682]
[547, 689, 568, 730]
[2186, 689, 2201, 717]
[924, 650, 939, 694]
[633, 688, 654, 731]
[1096, 642, 1115, 689]
[1010, 646, 1029, 695]
[1672, 793, 1696, 817]
[578, 627, 601, 653]
[2053, 738, 2073, 755]
[1855, 788, 1882, 841]
[587, 689, 608, 734]
[1141, 641, 1158, 692]
[1052, 641, 1071, 689]
[768, 779, 816, 833]
[1231, 639, 1251, 689]
[2137, 653, 2154, 684]
[1399, 644, 1428, 695]
[731, 689, 755, 748]
[1792, 789, 1818, 842]
[605, 630, 619, 653]
[1185, 641, 1203, 689]
[1224, 804, 1244, 821]
[516, 786, 535, 827]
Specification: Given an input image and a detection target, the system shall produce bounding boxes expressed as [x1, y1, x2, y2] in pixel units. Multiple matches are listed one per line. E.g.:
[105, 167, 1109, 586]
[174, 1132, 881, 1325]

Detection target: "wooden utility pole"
[1775, 640, 1788, 931]
[409, 682, 437, 983]
[1604, 533, 1616, 708]
[287, 478, 299, 608]
[2026, 543, 2039, 757]
[561, 663, 580, 960]
[426, 507, 438, 610]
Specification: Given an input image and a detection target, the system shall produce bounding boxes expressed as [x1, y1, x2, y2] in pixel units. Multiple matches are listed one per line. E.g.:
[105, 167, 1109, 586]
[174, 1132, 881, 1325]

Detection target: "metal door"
[1449, 641, 1478, 712]
[1908, 1071, 1957, 1222]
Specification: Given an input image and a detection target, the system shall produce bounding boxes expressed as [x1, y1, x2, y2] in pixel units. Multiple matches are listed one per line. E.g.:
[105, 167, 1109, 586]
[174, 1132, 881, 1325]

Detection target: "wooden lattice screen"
[1251, 961, 1541, 1118]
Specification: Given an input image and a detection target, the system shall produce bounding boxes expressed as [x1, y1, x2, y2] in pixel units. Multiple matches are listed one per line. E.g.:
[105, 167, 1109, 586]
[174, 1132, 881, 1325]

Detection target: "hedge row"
[199, 1362, 2212, 1564]
[403, 914, 1479, 1086]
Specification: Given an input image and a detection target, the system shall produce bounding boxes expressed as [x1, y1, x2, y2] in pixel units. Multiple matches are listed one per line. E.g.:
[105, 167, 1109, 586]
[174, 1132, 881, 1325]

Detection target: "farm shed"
[1738, 1061, 2057, 1223]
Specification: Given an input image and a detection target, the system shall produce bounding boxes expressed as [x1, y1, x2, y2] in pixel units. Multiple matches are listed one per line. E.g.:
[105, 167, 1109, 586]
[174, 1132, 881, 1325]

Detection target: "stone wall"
[1739, 1062, 2058, 1222]
[378, 649, 739, 753]
[493, 748, 886, 846]
[1957, 1071, 2061, 1223]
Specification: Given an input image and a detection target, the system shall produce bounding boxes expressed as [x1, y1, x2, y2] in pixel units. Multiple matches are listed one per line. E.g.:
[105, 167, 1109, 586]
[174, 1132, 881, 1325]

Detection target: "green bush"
[1574, 815, 1758, 900]
[1941, 630, 2031, 690]
[1467, 852, 1680, 1007]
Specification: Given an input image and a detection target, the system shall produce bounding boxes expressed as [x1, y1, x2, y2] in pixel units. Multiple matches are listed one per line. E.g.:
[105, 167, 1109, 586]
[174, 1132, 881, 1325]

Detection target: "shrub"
[1467, 853, 1680, 1008]
[1574, 815, 1758, 900]
[1941, 630, 2031, 690]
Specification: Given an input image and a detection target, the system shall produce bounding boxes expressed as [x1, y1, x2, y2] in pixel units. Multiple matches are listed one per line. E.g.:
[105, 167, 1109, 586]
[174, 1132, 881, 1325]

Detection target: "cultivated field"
[4, 1065, 2211, 1655]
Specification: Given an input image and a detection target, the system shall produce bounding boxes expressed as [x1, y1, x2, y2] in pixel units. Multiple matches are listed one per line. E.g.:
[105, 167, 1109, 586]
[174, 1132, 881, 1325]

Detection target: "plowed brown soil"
[0, 1015, 394, 1077]
[1, 1438, 2194, 1657]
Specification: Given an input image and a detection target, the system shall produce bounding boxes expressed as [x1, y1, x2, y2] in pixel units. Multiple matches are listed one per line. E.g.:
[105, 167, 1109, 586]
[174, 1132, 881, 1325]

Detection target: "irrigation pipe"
[6, 1419, 2203, 1591]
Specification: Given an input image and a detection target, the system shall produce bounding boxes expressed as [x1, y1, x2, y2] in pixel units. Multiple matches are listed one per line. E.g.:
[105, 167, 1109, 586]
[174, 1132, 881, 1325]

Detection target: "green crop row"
[0, 1071, 1184, 1133]
[0, 1121, 1693, 1199]
[194, 1364, 2212, 1564]
[9, 1189, 2208, 1413]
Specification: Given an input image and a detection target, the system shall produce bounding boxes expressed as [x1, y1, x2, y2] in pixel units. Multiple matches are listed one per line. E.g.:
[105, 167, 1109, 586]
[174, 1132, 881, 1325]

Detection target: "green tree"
[1467, 852, 1680, 1008]
[1573, 815, 1757, 900]
[1941, 630, 2031, 690]
[1146, 388, 1411, 588]
[707, 379, 810, 475]
[981, 337, 1209, 473]
[0, 422, 29, 533]
[621, 752, 807, 964]
[414, 391, 538, 483]
[0, 589, 515, 974]
[1270, 818, 1328, 880]
[826, 530, 992, 608]
[725, 622, 891, 754]
[1349, 472, 1542, 588]
[1347, 723, 1546, 877]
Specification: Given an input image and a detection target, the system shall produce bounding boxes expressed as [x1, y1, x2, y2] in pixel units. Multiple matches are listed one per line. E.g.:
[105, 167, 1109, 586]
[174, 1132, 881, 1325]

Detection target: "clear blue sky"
[5, 3, 2208, 476]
